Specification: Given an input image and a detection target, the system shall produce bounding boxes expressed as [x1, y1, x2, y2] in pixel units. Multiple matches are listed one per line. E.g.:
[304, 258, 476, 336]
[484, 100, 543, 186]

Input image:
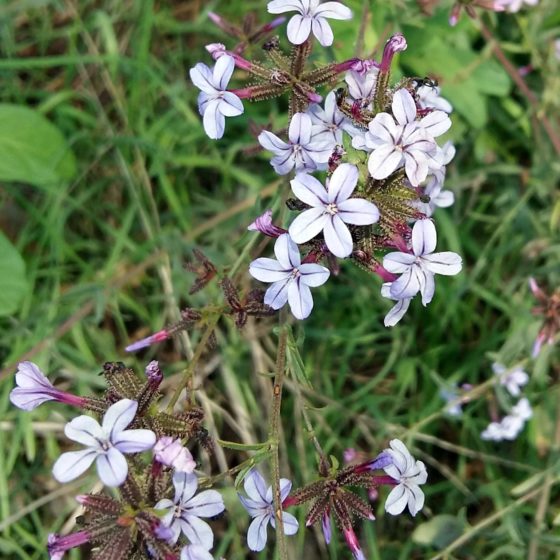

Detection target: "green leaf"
[286, 326, 313, 388]
[0, 104, 76, 187]
[0, 231, 28, 316]
[412, 514, 466, 549]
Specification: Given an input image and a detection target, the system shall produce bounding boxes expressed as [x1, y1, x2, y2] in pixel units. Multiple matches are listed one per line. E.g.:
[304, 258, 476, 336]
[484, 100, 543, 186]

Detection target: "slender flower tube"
[48, 531, 91, 559]
[126, 329, 170, 352]
[379, 33, 407, 72]
[10, 362, 88, 411]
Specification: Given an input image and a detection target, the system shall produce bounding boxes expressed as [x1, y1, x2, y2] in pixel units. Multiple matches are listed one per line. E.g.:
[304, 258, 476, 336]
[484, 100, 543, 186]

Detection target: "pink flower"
[153, 437, 196, 473]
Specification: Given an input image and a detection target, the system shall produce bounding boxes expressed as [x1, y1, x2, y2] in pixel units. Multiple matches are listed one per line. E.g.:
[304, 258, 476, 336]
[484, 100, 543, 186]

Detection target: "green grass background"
[0, 0, 560, 558]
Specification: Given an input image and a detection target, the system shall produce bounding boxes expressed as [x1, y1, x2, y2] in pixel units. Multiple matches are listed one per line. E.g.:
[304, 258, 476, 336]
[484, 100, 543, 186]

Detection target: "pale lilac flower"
[481, 398, 532, 441]
[383, 219, 462, 303]
[495, 0, 538, 12]
[155, 471, 225, 548]
[440, 384, 463, 416]
[307, 91, 360, 148]
[288, 163, 379, 258]
[189, 55, 244, 140]
[416, 85, 453, 114]
[9, 361, 87, 411]
[249, 233, 330, 319]
[205, 43, 227, 59]
[267, 0, 353, 47]
[492, 363, 529, 397]
[361, 89, 450, 186]
[52, 399, 156, 487]
[258, 113, 332, 175]
[181, 545, 214, 560]
[481, 421, 506, 441]
[238, 469, 299, 552]
[381, 282, 412, 327]
[248, 209, 287, 238]
[154, 437, 196, 473]
[382, 439, 427, 516]
[345, 66, 379, 105]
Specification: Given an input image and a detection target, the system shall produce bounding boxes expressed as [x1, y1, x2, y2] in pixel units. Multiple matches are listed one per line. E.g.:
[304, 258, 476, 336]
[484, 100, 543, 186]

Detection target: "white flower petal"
[385, 484, 408, 515]
[179, 516, 215, 550]
[189, 63, 217, 94]
[337, 198, 379, 225]
[271, 153, 296, 175]
[15, 362, 52, 389]
[324, 214, 353, 258]
[219, 92, 244, 116]
[290, 173, 327, 207]
[288, 280, 313, 320]
[203, 100, 226, 140]
[258, 131, 290, 154]
[102, 399, 138, 440]
[275, 233, 301, 268]
[404, 150, 429, 186]
[250, 258, 291, 283]
[265, 279, 291, 310]
[421, 270, 435, 306]
[113, 429, 156, 453]
[314, 2, 353, 19]
[288, 113, 313, 145]
[287, 14, 312, 45]
[384, 298, 411, 327]
[268, 0, 305, 14]
[247, 514, 270, 551]
[390, 266, 421, 299]
[213, 54, 235, 91]
[173, 472, 199, 505]
[412, 220, 437, 256]
[407, 483, 425, 516]
[299, 263, 330, 287]
[328, 163, 358, 203]
[311, 17, 334, 46]
[96, 447, 128, 487]
[186, 490, 225, 518]
[421, 252, 462, 275]
[181, 544, 214, 560]
[280, 512, 299, 535]
[383, 252, 415, 273]
[368, 145, 403, 180]
[239, 494, 266, 517]
[244, 469, 269, 504]
[53, 449, 97, 483]
[367, 113, 398, 144]
[392, 89, 417, 126]
[288, 208, 328, 243]
[280, 478, 293, 502]
[64, 415, 104, 447]
[420, 110, 451, 138]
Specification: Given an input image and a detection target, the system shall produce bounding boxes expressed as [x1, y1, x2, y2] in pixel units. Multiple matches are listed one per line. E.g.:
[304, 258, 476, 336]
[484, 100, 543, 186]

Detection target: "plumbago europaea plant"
[9, 2, 468, 559]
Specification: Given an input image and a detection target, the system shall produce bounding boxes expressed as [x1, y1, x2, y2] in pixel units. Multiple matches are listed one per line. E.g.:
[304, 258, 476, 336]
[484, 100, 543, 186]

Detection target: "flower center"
[326, 203, 338, 215]
[290, 268, 301, 279]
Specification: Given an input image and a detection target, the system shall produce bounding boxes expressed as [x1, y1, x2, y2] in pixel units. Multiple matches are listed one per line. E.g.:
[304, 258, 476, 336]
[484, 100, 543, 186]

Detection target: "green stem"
[269, 312, 289, 560]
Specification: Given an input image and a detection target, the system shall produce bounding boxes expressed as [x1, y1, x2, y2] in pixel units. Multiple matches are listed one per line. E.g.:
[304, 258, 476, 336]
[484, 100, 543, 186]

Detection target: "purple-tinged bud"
[354, 450, 393, 473]
[371, 263, 398, 283]
[343, 527, 366, 560]
[262, 16, 287, 32]
[532, 332, 546, 358]
[449, 4, 461, 26]
[9, 362, 88, 411]
[205, 43, 227, 60]
[343, 448, 358, 463]
[529, 277, 546, 299]
[153, 437, 196, 473]
[379, 34, 407, 72]
[368, 486, 379, 501]
[207, 11, 225, 29]
[227, 51, 253, 71]
[321, 511, 332, 544]
[307, 91, 323, 103]
[48, 531, 91, 559]
[145, 360, 163, 386]
[332, 57, 362, 74]
[154, 522, 175, 543]
[248, 209, 287, 238]
[125, 329, 169, 352]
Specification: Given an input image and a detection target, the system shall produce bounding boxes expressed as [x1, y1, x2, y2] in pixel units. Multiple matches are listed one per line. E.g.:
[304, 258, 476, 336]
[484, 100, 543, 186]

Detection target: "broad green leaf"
[412, 514, 466, 549]
[0, 104, 76, 187]
[0, 231, 28, 316]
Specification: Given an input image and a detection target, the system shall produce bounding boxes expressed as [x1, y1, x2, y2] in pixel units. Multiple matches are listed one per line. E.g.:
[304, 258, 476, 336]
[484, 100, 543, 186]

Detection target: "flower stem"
[269, 310, 289, 560]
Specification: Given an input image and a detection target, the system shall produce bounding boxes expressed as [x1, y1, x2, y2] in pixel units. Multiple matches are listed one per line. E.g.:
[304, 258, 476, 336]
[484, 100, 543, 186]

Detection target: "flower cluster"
[11, 361, 224, 560]
[189, 2, 462, 322]
[481, 362, 532, 442]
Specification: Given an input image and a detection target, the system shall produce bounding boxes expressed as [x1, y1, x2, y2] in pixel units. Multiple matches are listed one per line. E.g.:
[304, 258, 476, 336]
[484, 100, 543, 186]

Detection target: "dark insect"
[411, 76, 439, 91]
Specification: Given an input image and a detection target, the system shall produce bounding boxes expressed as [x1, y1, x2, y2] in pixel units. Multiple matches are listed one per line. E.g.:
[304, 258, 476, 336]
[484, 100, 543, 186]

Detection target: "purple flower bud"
[261, 16, 287, 33]
[48, 531, 91, 559]
[153, 437, 196, 473]
[343, 448, 358, 463]
[449, 4, 461, 26]
[354, 450, 393, 473]
[379, 34, 407, 72]
[307, 91, 323, 103]
[155, 522, 175, 542]
[207, 11, 226, 30]
[343, 527, 366, 560]
[322, 512, 332, 544]
[145, 360, 163, 385]
[9, 362, 87, 411]
[350, 59, 378, 75]
[125, 329, 169, 352]
[205, 43, 227, 60]
[248, 210, 287, 238]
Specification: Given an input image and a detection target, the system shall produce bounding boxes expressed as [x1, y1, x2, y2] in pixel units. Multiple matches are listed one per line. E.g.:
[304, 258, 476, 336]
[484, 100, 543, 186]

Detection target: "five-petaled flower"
[258, 113, 333, 175]
[9, 361, 87, 411]
[52, 399, 156, 487]
[189, 55, 244, 140]
[238, 469, 299, 552]
[382, 439, 427, 516]
[155, 471, 225, 548]
[360, 88, 451, 186]
[383, 219, 462, 303]
[267, 0, 353, 46]
[492, 363, 529, 397]
[249, 233, 330, 319]
[289, 163, 380, 258]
